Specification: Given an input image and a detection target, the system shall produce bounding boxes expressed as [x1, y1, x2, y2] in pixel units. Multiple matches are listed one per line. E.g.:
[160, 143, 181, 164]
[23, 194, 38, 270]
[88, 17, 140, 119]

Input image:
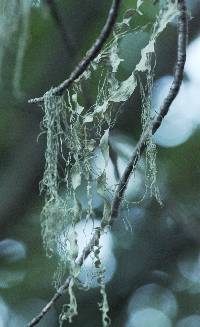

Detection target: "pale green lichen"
[137, 1, 178, 204]
[59, 229, 80, 324]
[40, 1, 179, 325]
[94, 236, 111, 327]
[59, 277, 78, 325]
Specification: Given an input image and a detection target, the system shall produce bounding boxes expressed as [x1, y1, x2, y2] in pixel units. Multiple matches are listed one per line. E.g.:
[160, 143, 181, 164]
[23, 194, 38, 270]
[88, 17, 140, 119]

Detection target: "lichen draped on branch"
[27, 0, 188, 326]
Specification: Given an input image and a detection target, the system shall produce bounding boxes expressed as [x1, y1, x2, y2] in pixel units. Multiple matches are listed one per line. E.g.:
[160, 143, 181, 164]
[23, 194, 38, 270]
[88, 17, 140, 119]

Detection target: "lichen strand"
[41, 91, 82, 260]
[40, 1, 179, 325]
[59, 277, 78, 325]
[94, 236, 111, 327]
[137, 0, 179, 204]
[59, 228, 80, 325]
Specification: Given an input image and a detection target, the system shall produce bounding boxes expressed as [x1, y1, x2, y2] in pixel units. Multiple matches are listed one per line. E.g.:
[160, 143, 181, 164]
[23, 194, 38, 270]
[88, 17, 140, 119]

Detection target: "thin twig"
[45, 0, 93, 108]
[28, 0, 121, 104]
[26, 0, 187, 326]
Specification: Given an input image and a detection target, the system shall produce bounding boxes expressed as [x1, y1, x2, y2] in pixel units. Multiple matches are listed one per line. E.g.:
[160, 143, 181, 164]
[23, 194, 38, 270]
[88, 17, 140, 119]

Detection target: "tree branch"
[28, 0, 121, 104]
[26, 0, 188, 326]
[45, 0, 93, 108]
[111, 0, 188, 218]
[26, 230, 100, 327]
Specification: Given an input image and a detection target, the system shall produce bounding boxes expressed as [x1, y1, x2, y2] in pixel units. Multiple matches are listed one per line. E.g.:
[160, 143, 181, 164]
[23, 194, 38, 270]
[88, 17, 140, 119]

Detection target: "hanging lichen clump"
[40, 0, 179, 324]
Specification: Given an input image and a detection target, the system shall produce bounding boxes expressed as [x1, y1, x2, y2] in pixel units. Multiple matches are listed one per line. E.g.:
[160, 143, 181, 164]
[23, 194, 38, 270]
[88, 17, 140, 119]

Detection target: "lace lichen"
[94, 236, 111, 327]
[39, 1, 179, 325]
[59, 229, 80, 325]
[59, 277, 78, 325]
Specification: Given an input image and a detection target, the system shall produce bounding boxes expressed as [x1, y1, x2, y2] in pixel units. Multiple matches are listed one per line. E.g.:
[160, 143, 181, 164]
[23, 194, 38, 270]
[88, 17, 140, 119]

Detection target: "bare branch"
[26, 0, 188, 326]
[26, 280, 70, 327]
[28, 0, 121, 104]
